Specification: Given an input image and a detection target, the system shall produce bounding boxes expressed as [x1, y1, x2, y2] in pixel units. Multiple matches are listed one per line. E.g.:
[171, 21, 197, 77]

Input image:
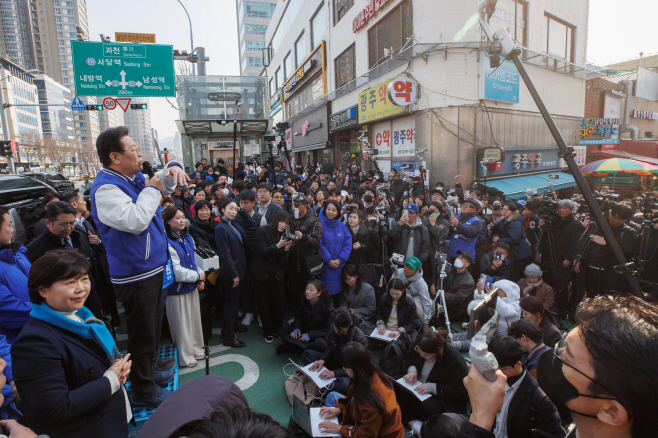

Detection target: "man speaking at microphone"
[90, 126, 189, 408]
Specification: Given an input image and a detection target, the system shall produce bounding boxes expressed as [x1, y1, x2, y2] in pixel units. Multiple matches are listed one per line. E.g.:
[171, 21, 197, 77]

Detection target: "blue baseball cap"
[516, 200, 526, 206]
[405, 203, 420, 214]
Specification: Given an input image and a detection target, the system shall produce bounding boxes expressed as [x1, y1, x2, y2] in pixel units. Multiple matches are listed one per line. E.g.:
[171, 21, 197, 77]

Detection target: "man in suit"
[237, 189, 263, 327]
[489, 335, 561, 438]
[256, 182, 283, 226]
[25, 201, 103, 319]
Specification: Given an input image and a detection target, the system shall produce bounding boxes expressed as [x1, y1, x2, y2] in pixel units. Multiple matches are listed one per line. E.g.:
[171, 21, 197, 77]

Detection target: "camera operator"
[574, 203, 637, 297]
[521, 199, 541, 253]
[479, 242, 511, 281]
[286, 194, 323, 305]
[389, 203, 430, 263]
[447, 198, 483, 262]
[538, 199, 585, 315]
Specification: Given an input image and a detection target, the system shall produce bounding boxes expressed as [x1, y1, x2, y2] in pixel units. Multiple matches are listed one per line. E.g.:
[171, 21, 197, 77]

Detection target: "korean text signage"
[208, 93, 242, 101]
[387, 76, 417, 107]
[359, 76, 403, 123]
[476, 146, 562, 177]
[353, 0, 391, 32]
[480, 58, 519, 104]
[208, 141, 234, 149]
[282, 42, 325, 102]
[632, 109, 658, 120]
[372, 117, 415, 158]
[329, 106, 357, 131]
[71, 41, 175, 97]
[580, 118, 619, 140]
[115, 32, 156, 44]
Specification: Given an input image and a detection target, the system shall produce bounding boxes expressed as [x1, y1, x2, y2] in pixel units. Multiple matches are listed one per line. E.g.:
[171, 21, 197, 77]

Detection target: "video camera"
[536, 193, 559, 229]
[636, 192, 658, 224]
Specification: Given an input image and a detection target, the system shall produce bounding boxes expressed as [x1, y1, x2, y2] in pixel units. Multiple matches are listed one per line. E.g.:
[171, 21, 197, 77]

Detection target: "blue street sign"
[481, 56, 520, 104]
[71, 96, 86, 112]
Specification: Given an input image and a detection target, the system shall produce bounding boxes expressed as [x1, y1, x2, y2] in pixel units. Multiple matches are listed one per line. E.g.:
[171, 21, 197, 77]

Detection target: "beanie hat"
[524, 263, 543, 278]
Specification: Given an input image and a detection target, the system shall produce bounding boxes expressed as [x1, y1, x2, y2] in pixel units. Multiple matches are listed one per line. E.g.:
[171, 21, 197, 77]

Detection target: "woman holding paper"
[396, 331, 469, 432]
[318, 342, 404, 438]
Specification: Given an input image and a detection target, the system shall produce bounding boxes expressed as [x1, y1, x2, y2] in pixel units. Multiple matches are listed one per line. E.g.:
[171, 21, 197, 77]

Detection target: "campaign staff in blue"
[90, 126, 189, 408]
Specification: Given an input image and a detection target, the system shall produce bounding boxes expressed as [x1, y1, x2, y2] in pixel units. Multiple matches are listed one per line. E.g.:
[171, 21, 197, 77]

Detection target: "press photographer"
[447, 198, 483, 261]
[388, 203, 430, 263]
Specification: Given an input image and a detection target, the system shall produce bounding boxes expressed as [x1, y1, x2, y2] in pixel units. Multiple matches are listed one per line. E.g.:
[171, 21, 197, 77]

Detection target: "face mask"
[454, 258, 464, 268]
[493, 204, 501, 211]
[536, 351, 606, 418]
[212, 207, 219, 216]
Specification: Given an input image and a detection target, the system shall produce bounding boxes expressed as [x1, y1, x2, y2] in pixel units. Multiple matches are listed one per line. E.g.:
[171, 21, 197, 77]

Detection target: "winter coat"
[214, 210, 254, 280]
[189, 215, 218, 249]
[393, 268, 432, 324]
[479, 251, 511, 280]
[346, 223, 377, 265]
[320, 326, 368, 378]
[388, 219, 430, 262]
[490, 215, 532, 261]
[503, 371, 561, 438]
[539, 316, 562, 350]
[422, 217, 450, 269]
[340, 282, 377, 323]
[443, 269, 476, 321]
[289, 210, 323, 271]
[251, 225, 289, 282]
[319, 212, 353, 295]
[235, 211, 262, 253]
[291, 299, 335, 340]
[517, 278, 554, 310]
[375, 295, 422, 334]
[550, 214, 586, 263]
[474, 279, 520, 336]
[0, 244, 31, 343]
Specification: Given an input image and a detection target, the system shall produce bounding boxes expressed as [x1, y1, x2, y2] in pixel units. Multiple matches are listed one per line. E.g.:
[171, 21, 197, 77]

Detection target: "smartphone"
[402, 210, 409, 218]
[494, 252, 502, 261]
[431, 211, 440, 220]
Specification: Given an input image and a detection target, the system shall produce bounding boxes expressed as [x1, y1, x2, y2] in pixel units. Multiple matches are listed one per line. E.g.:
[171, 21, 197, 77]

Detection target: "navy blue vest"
[167, 234, 198, 296]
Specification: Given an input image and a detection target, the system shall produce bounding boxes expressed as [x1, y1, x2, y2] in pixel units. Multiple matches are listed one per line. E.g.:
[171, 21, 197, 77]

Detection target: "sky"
[88, 0, 656, 141]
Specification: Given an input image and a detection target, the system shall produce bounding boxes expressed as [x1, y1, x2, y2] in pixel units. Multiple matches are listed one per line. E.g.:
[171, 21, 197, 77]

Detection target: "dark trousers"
[277, 326, 328, 354]
[154, 286, 168, 362]
[114, 272, 163, 396]
[301, 349, 351, 394]
[552, 265, 571, 313]
[286, 262, 309, 311]
[240, 273, 257, 315]
[394, 386, 447, 424]
[220, 275, 241, 341]
[255, 273, 286, 337]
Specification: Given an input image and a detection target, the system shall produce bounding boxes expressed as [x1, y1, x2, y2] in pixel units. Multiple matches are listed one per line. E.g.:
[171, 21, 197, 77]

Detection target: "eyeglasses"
[414, 346, 432, 359]
[461, 204, 475, 209]
[552, 331, 619, 401]
[55, 220, 76, 230]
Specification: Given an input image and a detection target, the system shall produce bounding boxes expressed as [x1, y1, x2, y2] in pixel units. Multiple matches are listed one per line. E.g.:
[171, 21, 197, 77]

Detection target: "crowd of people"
[0, 125, 655, 438]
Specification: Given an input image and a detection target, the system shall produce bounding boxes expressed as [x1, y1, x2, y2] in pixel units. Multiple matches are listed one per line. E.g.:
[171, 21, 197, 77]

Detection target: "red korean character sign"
[373, 122, 391, 158]
[387, 76, 417, 107]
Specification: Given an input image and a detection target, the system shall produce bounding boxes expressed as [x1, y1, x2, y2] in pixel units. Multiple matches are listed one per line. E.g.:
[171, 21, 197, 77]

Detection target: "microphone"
[142, 161, 155, 179]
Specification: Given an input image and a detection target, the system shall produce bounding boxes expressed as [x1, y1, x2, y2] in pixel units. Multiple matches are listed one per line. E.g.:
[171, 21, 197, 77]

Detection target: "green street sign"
[71, 41, 175, 97]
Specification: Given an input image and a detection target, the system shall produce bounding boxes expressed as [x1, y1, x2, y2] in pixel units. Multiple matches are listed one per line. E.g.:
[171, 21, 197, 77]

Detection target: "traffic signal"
[130, 103, 148, 110]
[0, 141, 11, 157]
[86, 104, 104, 111]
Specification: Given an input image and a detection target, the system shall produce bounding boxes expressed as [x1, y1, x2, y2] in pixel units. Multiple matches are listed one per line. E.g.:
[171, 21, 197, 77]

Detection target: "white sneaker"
[241, 313, 254, 326]
[258, 316, 262, 328]
[462, 322, 469, 330]
[288, 317, 295, 325]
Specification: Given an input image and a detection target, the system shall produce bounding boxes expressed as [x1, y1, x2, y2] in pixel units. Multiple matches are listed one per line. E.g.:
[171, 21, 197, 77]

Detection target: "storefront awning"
[482, 172, 577, 199]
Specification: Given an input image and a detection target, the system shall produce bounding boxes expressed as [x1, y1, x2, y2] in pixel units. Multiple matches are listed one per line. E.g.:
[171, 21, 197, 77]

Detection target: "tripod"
[431, 253, 452, 339]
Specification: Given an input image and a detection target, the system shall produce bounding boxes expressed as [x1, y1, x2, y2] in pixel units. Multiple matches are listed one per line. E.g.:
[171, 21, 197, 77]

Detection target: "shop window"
[368, 0, 413, 68]
[334, 0, 353, 25]
[546, 13, 574, 62]
[335, 44, 355, 89]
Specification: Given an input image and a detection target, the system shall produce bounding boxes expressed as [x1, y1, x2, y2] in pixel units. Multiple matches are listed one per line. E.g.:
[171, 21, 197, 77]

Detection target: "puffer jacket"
[319, 211, 353, 295]
[189, 215, 218, 249]
[393, 267, 432, 324]
[474, 279, 520, 336]
[0, 244, 32, 343]
[490, 215, 532, 261]
[444, 268, 476, 321]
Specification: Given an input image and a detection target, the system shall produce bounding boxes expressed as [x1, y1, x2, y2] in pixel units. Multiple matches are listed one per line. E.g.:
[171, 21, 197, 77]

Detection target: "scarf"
[522, 279, 543, 297]
[31, 303, 119, 362]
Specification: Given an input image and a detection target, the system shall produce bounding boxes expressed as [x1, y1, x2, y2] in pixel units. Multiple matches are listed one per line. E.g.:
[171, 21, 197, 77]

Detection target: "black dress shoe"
[156, 357, 176, 371]
[234, 324, 248, 333]
[223, 338, 246, 348]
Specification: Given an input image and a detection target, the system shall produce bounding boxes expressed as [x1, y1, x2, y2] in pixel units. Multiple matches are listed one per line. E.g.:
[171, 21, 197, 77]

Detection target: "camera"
[347, 205, 359, 214]
[536, 195, 559, 229]
[282, 225, 298, 241]
[375, 204, 390, 214]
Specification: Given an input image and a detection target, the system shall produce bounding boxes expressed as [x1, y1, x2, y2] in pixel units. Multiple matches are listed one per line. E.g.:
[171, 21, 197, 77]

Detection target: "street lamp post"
[0, 68, 39, 174]
[177, 0, 195, 76]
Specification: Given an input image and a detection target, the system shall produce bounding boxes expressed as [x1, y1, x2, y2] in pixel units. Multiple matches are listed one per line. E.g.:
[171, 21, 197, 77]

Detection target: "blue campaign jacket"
[90, 167, 169, 285]
[167, 233, 199, 296]
[0, 244, 32, 344]
[448, 214, 482, 259]
[319, 211, 353, 296]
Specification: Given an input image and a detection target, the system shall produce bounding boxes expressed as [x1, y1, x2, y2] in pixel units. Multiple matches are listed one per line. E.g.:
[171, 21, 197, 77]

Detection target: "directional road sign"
[71, 96, 86, 112]
[71, 41, 175, 98]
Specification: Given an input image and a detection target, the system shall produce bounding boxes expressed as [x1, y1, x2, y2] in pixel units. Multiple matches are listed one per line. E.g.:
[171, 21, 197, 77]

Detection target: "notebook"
[392, 376, 432, 401]
[368, 328, 401, 342]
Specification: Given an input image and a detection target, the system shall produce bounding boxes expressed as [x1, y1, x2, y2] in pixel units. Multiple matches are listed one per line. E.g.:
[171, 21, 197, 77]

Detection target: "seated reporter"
[392, 257, 432, 331]
[520, 296, 561, 349]
[12, 250, 132, 438]
[440, 251, 476, 322]
[318, 342, 404, 438]
[478, 241, 511, 281]
[507, 319, 550, 379]
[517, 263, 553, 310]
[397, 331, 468, 431]
[340, 264, 377, 324]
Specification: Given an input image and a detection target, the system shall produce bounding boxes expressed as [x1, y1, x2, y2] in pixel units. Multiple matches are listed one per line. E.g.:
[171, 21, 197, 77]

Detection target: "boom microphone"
[142, 161, 155, 179]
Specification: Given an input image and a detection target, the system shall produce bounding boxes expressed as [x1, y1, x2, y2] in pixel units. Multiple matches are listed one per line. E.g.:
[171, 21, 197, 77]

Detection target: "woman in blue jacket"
[319, 200, 352, 305]
[164, 206, 205, 367]
[489, 202, 532, 280]
[0, 207, 31, 344]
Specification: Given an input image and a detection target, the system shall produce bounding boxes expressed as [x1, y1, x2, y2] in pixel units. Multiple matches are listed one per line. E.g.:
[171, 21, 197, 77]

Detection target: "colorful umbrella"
[580, 158, 658, 176]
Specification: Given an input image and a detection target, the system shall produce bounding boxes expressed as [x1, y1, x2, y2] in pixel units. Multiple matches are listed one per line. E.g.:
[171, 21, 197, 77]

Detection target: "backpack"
[378, 332, 416, 378]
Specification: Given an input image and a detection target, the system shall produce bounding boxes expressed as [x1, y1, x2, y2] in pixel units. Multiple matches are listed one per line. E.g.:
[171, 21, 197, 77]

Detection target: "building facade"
[236, 0, 276, 76]
[263, 0, 591, 197]
[34, 73, 74, 141]
[0, 0, 37, 70]
[124, 97, 153, 158]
